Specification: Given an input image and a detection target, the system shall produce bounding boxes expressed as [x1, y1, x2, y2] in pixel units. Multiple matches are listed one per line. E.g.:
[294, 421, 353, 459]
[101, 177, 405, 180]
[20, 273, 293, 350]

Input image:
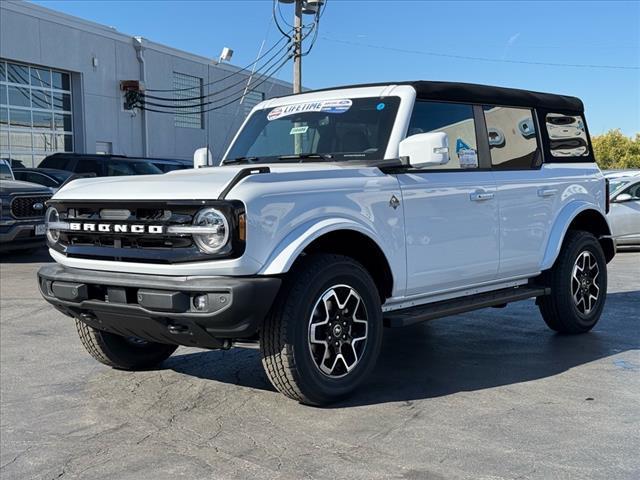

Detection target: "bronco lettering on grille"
[68, 223, 165, 234]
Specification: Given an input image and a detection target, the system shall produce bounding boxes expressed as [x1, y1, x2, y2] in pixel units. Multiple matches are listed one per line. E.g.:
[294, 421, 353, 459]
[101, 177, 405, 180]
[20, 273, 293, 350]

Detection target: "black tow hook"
[167, 323, 190, 334]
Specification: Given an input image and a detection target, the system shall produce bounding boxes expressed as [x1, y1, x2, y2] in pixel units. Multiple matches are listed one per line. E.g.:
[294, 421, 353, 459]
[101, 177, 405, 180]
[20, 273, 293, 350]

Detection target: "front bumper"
[38, 264, 281, 349]
[0, 223, 46, 251]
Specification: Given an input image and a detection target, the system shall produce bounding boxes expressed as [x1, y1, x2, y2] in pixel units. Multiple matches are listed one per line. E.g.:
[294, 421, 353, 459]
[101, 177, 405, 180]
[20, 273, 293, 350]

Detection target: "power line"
[321, 37, 640, 71]
[140, 43, 293, 102]
[144, 34, 293, 93]
[136, 55, 292, 114]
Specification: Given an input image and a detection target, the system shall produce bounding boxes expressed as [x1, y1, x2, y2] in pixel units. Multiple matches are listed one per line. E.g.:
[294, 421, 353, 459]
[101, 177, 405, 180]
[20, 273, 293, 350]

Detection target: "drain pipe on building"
[133, 36, 149, 157]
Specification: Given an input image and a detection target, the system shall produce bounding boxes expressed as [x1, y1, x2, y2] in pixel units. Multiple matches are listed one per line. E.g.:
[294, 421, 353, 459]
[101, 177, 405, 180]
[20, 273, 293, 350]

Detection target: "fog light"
[193, 294, 208, 311]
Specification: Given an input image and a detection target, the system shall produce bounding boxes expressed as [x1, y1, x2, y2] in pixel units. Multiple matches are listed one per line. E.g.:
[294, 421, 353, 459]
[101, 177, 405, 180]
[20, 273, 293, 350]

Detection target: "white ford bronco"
[39, 81, 615, 405]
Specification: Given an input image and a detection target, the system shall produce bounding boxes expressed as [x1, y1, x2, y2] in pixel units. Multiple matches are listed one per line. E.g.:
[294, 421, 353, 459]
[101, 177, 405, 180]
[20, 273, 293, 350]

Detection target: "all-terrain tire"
[75, 320, 178, 370]
[538, 231, 607, 334]
[260, 254, 383, 406]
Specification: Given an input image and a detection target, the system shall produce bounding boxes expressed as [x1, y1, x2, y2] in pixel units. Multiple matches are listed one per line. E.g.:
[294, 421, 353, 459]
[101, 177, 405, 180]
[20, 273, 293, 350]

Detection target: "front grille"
[11, 196, 50, 218]
[48, 200, 244, 264]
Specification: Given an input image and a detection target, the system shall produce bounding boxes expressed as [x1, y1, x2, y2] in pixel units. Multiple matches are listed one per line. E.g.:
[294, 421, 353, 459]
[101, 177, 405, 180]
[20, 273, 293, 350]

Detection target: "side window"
[41, 156, 70, 170]
[623, 183, 640, 200]
[483, 106, 540, 169]
[106, 161, 135, 176]
[545, 113, 589, 157]
[75, 159, 102, 175]
[407, 101, 478, 169]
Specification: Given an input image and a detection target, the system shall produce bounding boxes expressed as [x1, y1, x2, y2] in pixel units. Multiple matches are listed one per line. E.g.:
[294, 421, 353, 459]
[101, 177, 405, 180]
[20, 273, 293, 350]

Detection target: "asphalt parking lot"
[1, 250, 638, 480]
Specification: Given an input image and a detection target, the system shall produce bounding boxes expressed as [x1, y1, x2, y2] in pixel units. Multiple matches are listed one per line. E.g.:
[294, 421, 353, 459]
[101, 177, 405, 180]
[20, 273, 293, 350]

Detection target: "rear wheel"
[538, 231, 607, 334]
[75, 320, 178, 370]
[261, 254, 383, 406]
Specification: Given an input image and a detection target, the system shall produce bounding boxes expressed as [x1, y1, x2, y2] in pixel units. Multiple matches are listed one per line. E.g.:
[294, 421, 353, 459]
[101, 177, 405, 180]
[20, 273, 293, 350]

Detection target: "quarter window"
[483, 106, 540, 169]
[545, 113, 589, 157]
[407, 101, 478, 169]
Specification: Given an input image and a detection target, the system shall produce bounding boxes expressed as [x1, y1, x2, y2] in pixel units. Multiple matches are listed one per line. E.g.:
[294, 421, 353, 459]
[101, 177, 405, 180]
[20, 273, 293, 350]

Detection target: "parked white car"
[38, 81, 615, 405]
[608, 176, 640, 246]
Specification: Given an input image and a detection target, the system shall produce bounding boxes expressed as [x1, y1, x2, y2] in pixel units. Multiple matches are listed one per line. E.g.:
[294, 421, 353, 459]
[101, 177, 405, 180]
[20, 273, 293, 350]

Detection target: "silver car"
[608, 176, 640, 246]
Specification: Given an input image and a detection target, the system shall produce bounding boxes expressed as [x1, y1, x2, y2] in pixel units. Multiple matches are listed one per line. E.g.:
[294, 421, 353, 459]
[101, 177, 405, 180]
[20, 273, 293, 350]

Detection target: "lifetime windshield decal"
[267, 99, 353, 121]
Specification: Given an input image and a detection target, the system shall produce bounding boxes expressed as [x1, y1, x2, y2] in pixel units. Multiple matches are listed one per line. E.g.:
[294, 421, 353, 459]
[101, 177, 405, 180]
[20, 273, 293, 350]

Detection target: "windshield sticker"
[289, 126, 309, 135]
[267, 99, 353, 121]
[376, 102, 386, 111]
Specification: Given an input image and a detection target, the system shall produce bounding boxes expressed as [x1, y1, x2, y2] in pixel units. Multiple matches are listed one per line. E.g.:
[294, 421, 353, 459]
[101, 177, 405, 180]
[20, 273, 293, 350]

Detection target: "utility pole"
[293, 0, 303, 94]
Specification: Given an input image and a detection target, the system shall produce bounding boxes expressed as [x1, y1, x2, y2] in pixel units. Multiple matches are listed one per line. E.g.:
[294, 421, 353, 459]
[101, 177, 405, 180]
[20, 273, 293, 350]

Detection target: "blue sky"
[32, 0, 640, 135]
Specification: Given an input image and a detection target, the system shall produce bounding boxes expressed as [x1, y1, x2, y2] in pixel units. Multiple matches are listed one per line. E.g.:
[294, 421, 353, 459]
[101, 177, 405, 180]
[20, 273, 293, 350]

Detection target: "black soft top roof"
[303, 81, 584, 113]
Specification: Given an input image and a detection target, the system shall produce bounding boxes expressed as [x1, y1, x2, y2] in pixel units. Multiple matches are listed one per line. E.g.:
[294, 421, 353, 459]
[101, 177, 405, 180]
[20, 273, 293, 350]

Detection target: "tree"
[591, 129, 640, 169]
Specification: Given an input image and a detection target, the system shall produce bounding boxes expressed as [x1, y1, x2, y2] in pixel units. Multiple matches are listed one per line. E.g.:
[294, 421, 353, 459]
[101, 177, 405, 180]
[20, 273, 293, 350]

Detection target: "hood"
[52, 163, 365, 201]
[0, 179, 53, 195]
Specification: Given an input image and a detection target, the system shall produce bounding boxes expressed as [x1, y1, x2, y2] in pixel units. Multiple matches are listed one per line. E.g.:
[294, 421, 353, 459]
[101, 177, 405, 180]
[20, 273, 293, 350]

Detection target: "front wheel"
[538, 231, 607, 334]
[261, 254, 383, 406]
[76, 320, 178, 370]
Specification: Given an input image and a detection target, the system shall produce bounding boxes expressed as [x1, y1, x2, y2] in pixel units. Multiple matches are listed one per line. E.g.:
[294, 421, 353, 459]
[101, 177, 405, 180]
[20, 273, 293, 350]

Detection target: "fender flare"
[259, 217, 388, 276]
[540, 201, 611, 271]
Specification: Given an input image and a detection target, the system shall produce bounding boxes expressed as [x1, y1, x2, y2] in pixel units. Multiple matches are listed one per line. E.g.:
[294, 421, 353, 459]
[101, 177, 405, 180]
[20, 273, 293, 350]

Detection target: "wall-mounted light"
[219, 47, 233, 63]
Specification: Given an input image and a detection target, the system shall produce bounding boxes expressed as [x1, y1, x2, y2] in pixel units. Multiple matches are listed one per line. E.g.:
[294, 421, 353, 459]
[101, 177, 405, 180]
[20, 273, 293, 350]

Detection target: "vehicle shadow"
[0, 247, 52, 264]
[162, 290, 640, 406]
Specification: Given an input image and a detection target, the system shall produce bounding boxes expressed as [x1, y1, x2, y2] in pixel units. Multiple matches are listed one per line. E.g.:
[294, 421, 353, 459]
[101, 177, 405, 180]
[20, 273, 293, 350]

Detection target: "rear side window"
[483, 106, 540, 169]
[408, 101, 478, 169]
[545, 113, 589, 157]
[40, 156, 70, 170]
[75, 159, 102, 175]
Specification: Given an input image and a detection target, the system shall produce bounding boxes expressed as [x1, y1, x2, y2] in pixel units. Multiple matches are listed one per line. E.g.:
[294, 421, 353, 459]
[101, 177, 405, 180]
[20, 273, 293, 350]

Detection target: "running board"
[384, 286, 550, 328]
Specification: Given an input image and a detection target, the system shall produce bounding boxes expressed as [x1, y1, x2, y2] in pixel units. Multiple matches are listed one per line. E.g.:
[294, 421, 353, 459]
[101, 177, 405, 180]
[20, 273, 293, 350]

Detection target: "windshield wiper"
[221, 156, 259, 165]
[278, 153, 334, 162]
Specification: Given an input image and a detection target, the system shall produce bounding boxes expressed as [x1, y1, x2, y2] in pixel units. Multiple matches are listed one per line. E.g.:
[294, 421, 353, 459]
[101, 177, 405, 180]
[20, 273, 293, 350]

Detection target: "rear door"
[398, 101, 500, 296]
[481, 106, 555, 278]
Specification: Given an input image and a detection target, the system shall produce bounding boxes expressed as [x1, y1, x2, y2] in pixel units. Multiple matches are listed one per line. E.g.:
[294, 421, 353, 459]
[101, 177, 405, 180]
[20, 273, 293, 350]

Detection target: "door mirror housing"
[193, 147, 212, 169]
[614, 193, 633, 203]
[399, 132, 450, 168]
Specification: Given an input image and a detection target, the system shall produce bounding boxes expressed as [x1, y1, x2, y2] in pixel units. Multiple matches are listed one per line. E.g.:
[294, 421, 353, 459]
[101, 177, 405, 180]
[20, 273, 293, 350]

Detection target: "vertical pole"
[293, 0, 303, 153]
[293, 0, 302, 94]
[206, 60, 211, 165]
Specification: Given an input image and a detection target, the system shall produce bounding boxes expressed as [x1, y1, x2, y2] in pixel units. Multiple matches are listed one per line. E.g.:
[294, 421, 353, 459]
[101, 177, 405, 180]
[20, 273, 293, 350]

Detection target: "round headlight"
[45, 207, 60, 243]
[192, 208, 229, 253]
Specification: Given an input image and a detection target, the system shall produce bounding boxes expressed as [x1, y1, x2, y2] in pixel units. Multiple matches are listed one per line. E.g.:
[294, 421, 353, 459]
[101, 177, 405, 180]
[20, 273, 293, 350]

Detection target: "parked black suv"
[39, 153, 191, 176]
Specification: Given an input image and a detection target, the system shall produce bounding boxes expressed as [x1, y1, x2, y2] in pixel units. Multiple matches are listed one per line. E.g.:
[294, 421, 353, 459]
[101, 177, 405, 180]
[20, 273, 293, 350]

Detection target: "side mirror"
[399, 132, 450, 168]
[614, 193, 633, 203]
[193, 147, 212, 169]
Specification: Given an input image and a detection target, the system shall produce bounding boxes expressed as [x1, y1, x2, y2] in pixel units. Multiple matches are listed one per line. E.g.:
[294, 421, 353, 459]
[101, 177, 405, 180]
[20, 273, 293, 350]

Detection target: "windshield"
[106, 160, 163, 176]
[0, 161, 13, 180]
[47, 170, 73, 182]
[609, 179, 631, 197]
[225, 96, 401, 162]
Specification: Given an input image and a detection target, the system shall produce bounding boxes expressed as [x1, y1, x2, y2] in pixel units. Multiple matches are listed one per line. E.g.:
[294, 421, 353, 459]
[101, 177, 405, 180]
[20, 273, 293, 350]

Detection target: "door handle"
[537, 188, 558, 197]
[470, 191, 495, 201]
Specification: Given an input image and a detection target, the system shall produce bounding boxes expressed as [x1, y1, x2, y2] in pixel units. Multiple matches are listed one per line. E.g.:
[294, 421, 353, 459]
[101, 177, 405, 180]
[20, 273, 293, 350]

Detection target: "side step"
[384, 286, 550, 328]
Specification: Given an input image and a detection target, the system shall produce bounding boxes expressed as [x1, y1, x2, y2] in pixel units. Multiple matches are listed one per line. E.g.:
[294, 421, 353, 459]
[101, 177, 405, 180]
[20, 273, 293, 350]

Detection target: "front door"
[399, 101, 500, 297]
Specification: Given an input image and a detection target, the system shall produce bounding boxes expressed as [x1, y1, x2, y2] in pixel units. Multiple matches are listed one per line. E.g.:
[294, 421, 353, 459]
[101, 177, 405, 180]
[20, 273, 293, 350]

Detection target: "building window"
[242, 90, 264, 115]
[173, 72, 203, 129]
[0, 59, 73, 168]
